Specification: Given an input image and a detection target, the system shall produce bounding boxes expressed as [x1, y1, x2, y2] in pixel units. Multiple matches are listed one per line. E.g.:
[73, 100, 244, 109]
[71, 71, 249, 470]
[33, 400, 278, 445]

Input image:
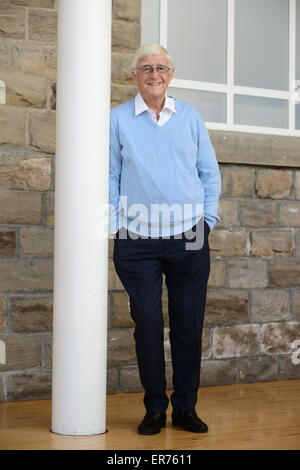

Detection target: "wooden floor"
[0, 379, 300, 450]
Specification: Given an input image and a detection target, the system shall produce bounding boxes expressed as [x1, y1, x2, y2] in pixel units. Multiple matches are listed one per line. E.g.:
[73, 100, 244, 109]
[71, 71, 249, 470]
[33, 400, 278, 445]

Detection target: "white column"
[51, 0, 112, 436]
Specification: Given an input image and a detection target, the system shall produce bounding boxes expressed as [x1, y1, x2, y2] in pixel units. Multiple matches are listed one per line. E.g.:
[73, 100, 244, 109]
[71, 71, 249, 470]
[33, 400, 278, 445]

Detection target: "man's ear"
[132, 70, 137, 84]
[168, 70, 175, 83]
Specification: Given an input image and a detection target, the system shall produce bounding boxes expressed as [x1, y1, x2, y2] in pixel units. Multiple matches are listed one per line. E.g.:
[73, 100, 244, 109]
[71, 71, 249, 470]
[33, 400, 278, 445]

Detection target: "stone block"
[255, 169, 292, 199]
[111, 53, 135, 84]
[28, 110, 56, 153]
[107, 328, 136, 366]
[205, 289, 248, 325]
[279, 202, 300, 227]
[107, 293, 112, 328]
[163, 327, 171, 362]
[109, 239, 114, 258]
[28, 10, 57, 43]
[250, 230, 293, 256]
[0, 259, 53, 292]
[217, 199, 239, 228]
[112, 19, 141, 53]
[0, 228, 16, 258]
[200, 359, 238, 386]
[4, 191, 43, 227]
[260, 322, 300, 355]
[0, 297, 8, 331]
[250, 289, 291, 322]
[0, 146, 50, 162]
[294, 230, 300, 256]
[0, 375, 4, 401]
[227, 258, 268, 288]
[10, 1, 55, 7]
[0, 39, 11, 69]
[213, 324, 260, 358]
[291, 289, 300, 320]
[209, 229, 248, 256]
[19, 226, 54, 258]
[108, 260, 124, 291]
[0, 6, 25, 39]
[0, 105, 27, 147]
[107, 367, 118, 393]
[44, 191, 54, 225]
[221, 166, 255, 197]
[6, 371, 51, 401]
[239, 200, 278, 227]
[0, 191, 42, 224]
[269, 258, 300, 287]
[119, 366, 142, 392]
[0, 157, 51, 190]
[207, 259, 226, 287]
[211, 130, 300, 168]
[238, 357, 278, 383]
[113, 0, 141, 22]
[11, 295, 53, 332]
[11, 41, 57, 79]
[110, 291, 132, 328]
[43, 334, 52, 368]
[49, 80, 56, 109]
[111, 84, 137, 107]
[278, 355, 300, 380]
[0, 334, 42, 371]
[295, 171, 300, 200]
[0, 69, 48, 108]
[202, 327, 212, 360]
[162, 289, 169, 325]
[165, 362, 173, 390]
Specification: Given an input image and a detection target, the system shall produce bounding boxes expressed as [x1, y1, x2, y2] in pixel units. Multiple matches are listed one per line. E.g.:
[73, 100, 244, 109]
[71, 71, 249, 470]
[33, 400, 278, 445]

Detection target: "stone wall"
[107, 164, 300, 393]
[0, 0, 300, 402]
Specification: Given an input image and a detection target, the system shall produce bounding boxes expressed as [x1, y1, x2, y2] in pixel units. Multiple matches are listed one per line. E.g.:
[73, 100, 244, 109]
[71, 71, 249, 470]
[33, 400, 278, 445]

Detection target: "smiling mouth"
[147, 82, 162, 86]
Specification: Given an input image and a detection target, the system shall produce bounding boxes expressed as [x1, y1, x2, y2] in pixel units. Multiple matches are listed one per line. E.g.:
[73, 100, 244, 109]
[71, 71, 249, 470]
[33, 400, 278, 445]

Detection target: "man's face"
[133, 54, 174, 103]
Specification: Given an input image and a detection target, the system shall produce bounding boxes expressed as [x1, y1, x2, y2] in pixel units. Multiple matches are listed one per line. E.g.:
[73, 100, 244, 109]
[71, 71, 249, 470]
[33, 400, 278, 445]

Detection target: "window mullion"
[159, 0, 168, 48]
[289, 0, 296, 130]
[227, 0, 235, 125]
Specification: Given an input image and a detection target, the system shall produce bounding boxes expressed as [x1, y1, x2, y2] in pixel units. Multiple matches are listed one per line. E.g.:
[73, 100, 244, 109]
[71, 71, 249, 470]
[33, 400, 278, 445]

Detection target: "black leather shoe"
[172, 409, 208, 433]
[138, 412, 167, 435]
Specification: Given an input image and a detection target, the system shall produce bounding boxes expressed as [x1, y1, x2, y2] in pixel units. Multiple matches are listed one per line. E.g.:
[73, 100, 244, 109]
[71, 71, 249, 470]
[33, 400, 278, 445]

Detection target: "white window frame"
[157, 0, 300, 136]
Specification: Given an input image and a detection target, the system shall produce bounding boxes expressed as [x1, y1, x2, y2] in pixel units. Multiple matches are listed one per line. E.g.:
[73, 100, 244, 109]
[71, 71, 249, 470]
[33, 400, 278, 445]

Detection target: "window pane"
[235, 0, 289, 90]
[141, 0, 160, 44]
[168, 0, 227, 83]
[296, 105, 300, 130]
[234, 95, 289, 128]
[168, 87, 226, 123]
[297, 0, 300, 80]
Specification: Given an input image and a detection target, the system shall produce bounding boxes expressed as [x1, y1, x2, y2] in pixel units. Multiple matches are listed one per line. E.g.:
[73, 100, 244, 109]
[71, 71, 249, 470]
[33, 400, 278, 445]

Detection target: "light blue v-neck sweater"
[109, 97, 221, 237]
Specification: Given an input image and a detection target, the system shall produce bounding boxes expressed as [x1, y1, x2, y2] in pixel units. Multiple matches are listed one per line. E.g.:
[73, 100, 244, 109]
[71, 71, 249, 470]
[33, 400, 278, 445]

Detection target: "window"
[141, 0, 300, 136]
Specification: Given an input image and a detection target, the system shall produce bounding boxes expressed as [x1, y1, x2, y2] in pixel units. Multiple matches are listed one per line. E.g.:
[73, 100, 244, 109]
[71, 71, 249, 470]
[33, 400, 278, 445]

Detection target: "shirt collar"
[135, 91, 176, 116]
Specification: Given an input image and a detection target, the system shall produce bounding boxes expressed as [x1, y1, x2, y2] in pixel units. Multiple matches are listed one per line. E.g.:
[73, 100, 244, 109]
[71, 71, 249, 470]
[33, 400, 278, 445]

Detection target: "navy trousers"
[113, 219, 210, 413]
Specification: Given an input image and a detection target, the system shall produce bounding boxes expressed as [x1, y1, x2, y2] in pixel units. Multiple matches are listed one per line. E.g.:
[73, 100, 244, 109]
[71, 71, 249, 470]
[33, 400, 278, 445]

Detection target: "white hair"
[131, 43, 175, 72]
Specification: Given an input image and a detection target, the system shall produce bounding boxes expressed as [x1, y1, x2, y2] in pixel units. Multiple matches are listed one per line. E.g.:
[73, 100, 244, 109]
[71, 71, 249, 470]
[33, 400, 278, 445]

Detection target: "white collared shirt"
[135, 91, 176, 126]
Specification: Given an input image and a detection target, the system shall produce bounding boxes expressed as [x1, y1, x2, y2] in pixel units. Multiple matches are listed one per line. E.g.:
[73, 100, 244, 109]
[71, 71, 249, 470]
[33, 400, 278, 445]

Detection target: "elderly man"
[109, 43, 221, 435]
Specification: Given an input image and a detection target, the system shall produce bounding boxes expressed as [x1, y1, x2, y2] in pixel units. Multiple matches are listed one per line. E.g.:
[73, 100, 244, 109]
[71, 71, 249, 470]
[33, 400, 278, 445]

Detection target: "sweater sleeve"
[195, 113, 221, 231]
[109, 112, 122, 235]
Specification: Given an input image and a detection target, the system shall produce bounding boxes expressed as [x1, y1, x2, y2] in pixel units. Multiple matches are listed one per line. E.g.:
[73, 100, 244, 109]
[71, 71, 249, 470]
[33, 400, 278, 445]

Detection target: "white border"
[206, 122, 299, 137]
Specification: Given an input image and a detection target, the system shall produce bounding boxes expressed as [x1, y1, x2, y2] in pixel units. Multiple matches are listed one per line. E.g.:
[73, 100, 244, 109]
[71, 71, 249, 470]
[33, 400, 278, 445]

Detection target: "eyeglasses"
[135, 65, 172, 75]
